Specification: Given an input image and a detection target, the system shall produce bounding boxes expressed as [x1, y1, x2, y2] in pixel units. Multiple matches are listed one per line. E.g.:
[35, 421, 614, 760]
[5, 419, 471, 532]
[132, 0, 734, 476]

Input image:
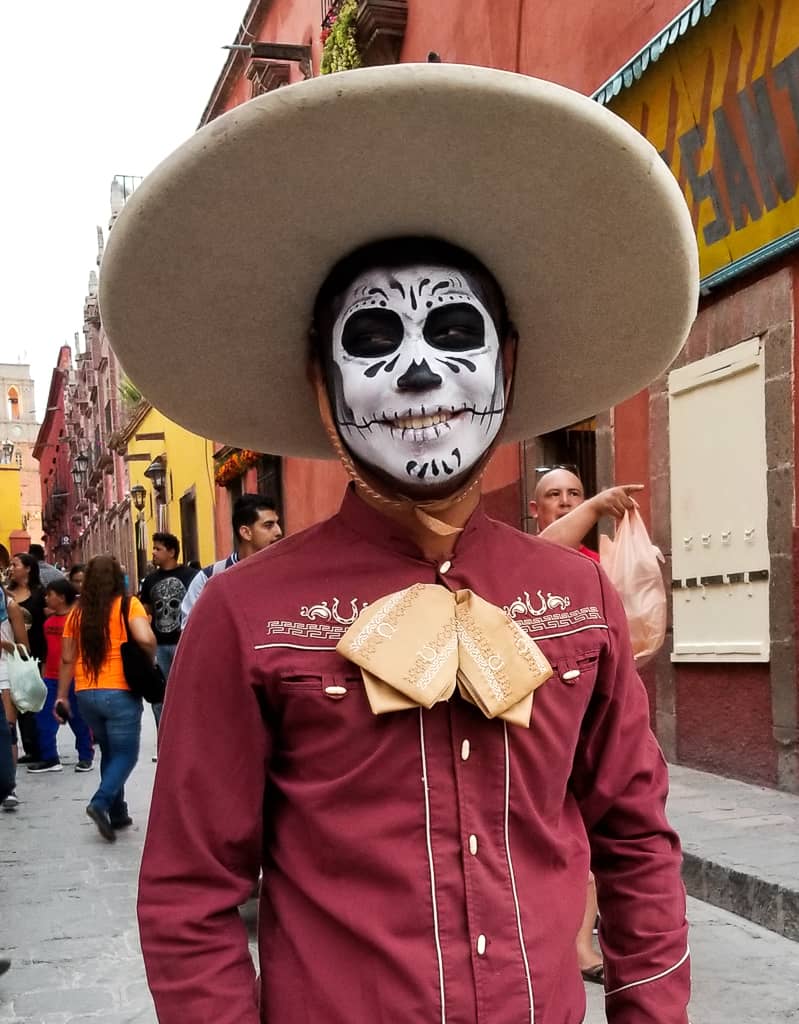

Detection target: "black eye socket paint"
[342, 308, 404, 359]
[423, 304, 485, 352]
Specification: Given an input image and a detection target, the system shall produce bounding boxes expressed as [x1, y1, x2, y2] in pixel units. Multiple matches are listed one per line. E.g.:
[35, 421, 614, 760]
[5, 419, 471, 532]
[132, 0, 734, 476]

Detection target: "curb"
[682, 852, 799, 942]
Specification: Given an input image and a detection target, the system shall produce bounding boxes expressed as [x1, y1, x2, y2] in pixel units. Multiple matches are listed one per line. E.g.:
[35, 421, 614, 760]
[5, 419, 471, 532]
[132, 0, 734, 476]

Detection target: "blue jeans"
[0, 699, 14, 803]
[152, 644, 177, 728]
[76, 688, 142, 822]
[36, 679, 94, 763]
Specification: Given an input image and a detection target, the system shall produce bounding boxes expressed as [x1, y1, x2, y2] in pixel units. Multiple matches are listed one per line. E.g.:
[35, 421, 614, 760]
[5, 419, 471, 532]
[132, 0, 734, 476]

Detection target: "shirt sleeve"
[571, 567, 690, 1024]
[62, 607, 78, 640]
[137, 575, 270, 1024]
[127, 596, 147, 620]
[180, 571, 207, 630]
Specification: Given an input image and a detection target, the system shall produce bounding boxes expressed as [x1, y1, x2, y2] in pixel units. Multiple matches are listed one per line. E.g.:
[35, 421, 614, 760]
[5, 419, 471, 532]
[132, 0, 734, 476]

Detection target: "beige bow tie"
[337, 584, 553, 727]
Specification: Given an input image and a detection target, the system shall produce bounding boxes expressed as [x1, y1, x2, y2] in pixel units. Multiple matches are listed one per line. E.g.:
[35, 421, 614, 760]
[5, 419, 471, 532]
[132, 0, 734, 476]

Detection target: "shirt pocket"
[278, 670, 364, 699]
[550, 649, 601, 689]
[272, 668, 386, 780]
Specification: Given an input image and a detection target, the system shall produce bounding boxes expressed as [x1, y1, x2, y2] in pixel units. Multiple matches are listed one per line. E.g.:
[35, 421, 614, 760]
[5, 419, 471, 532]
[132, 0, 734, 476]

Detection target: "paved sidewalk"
[666, 763, 799, 940]
[0, 715, 161, 1024]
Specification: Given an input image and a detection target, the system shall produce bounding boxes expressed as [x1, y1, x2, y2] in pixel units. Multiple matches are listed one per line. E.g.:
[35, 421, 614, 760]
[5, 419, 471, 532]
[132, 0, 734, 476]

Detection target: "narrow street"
[1, 719, 797, 1023]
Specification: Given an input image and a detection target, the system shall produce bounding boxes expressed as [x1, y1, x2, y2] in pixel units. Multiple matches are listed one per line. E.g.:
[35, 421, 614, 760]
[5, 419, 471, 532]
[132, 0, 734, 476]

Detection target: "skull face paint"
[328, 264, 506, 492]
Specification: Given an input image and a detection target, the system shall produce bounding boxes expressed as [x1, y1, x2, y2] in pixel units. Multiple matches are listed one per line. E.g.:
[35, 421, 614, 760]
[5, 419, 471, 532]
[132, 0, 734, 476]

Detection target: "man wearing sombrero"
[101, 64, 697, 1024]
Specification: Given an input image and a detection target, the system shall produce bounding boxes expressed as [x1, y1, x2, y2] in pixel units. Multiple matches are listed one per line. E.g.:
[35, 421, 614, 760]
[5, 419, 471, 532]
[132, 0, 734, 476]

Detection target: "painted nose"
[396, 359, 443, 391]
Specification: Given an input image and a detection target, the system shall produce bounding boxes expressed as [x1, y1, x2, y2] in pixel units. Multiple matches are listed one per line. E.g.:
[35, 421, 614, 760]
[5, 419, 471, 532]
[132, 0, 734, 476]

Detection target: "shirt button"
[468, 834, 478, 856]
[461, 739, 471, 761]
[476, 934, 487, 956]
[439, 560, 452, 574]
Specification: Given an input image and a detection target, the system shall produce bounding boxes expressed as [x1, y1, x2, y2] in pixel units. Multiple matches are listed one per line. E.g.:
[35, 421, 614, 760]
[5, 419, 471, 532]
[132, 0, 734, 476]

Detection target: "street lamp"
[130, 483, 148, 586]
[74, 450, 90, 476]
[1, 440, 13, 464]
[130, 484, 147, 512]
[143, 457, 166, 497]
[70, 464, 84, 485]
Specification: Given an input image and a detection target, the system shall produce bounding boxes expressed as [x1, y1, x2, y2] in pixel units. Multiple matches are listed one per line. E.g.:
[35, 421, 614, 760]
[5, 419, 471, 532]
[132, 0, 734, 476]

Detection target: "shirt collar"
[336, 483, 490, 563]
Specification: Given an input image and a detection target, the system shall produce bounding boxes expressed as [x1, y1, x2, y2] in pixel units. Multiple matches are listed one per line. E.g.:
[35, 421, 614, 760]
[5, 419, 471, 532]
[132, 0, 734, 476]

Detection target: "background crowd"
[0, 494, 281, 827]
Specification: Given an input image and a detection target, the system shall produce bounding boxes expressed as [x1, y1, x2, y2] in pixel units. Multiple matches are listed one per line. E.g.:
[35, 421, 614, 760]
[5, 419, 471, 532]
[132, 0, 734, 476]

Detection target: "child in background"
[28, 579, 94, 774]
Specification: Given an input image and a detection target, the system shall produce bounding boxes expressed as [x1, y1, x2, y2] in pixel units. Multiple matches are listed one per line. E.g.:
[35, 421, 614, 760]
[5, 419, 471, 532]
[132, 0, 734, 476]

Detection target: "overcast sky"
[0, 2, 242, 415]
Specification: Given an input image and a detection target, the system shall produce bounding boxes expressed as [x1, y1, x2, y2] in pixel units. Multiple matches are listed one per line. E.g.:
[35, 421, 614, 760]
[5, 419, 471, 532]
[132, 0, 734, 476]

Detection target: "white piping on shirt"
[252, 624, 608, 652]
[419, 709, 447, 1024]
[253, 642, 339, 651]
[522, 623, 609, 642]
[604, 946, 690, 997]
[503, 722, 536, 1024]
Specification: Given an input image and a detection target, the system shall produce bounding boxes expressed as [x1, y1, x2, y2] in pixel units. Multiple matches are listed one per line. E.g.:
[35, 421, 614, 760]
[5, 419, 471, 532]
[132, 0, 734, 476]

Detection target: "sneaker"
[75, 760, 94, 772]
[27, 759, 63, 773]
[16, 754, 35, 765]
[111, 816, 134, 830]
[2, 792, 19, 811]
[86, 803, 116, 842]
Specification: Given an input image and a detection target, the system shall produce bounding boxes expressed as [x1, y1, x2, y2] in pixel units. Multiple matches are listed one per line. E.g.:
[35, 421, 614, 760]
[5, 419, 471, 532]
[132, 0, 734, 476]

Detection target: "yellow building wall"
[126, 407, 216, 569]
[0, 465, 23, 553]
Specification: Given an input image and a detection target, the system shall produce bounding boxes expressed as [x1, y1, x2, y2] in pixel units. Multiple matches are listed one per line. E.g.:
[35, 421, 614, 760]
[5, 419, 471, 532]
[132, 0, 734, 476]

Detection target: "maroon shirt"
[139, 486, 689, 1024]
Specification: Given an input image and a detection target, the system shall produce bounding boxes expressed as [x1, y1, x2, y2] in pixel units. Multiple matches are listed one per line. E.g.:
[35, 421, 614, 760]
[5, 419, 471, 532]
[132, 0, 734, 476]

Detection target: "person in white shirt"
[181, 494, 282, 628]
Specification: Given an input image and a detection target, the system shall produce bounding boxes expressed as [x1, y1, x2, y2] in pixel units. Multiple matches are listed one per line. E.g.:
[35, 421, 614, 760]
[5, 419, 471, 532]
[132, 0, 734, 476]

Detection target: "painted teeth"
[394, 411, 453, 429]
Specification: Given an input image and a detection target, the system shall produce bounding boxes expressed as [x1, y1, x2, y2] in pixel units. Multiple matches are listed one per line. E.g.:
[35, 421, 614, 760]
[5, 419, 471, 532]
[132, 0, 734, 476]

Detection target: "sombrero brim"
[99, 63, 698, 459]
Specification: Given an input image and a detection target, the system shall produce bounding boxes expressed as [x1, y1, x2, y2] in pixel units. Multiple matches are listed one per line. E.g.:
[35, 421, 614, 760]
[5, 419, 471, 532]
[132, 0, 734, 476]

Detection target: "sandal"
[581, 963, 604, 984]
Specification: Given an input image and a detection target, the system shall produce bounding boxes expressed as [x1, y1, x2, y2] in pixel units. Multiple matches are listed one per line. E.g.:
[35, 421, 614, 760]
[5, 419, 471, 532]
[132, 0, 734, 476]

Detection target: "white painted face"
[328, 263, 506, 493]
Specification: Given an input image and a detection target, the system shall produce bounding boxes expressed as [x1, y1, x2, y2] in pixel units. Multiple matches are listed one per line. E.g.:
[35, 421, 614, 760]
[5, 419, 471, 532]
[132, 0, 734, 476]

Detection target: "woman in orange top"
[58, 555, 156, 841]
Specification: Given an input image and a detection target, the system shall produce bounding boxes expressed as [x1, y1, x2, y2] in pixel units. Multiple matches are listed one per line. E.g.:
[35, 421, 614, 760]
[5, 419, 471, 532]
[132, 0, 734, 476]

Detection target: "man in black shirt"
[140, 532, 197, 727]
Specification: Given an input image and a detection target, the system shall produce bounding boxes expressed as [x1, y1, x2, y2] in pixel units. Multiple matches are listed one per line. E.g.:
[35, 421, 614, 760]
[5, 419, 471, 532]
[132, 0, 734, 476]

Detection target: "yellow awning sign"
[609, 0, 799, 284]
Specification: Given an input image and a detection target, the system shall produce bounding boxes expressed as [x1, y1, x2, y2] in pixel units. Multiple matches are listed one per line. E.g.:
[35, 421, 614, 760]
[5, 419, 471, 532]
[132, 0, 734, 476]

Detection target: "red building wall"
[646, 260, 799, 790]
[34, 346, 77, 563]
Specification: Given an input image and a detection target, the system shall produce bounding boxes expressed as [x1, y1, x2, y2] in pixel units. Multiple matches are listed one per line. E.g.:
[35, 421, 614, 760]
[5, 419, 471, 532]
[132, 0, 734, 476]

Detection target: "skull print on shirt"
[150, 575, 187, 638]
[327, 263, 506, 494]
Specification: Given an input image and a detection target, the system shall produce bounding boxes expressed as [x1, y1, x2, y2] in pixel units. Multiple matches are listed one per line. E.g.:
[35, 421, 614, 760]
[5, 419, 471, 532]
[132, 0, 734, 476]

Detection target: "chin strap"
[310, 364, 503, 537]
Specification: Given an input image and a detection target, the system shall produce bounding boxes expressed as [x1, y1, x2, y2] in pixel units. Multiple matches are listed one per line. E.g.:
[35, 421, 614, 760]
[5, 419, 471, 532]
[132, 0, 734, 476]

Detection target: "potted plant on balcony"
[321, 0, 361, 74]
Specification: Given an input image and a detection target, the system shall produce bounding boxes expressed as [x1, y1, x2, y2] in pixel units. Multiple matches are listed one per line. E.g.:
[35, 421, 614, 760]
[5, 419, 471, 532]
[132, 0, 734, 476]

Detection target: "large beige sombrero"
[99, 63, 698, 458]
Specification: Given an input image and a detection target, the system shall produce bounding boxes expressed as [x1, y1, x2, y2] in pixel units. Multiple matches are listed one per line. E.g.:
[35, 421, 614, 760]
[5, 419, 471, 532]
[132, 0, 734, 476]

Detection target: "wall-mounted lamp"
[144, 457, 167, 499]
[130, 483, 147, 513]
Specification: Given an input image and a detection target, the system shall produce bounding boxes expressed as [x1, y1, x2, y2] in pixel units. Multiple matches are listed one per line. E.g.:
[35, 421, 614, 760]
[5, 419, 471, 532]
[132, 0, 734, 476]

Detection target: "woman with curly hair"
[58, 554, 156, 841]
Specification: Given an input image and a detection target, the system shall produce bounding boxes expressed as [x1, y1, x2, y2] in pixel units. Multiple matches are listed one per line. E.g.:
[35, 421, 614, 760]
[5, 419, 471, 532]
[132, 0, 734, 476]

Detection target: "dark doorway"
[257, 455, 284, 523]
[179, 487, 199, 565]
[533, 417, 598, 549]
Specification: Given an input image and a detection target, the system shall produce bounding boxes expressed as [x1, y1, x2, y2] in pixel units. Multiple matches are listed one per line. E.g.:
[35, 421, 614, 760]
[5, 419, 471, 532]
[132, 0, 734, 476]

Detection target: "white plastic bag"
[599, 508, 666, 667]
[7, 645, 47, 713]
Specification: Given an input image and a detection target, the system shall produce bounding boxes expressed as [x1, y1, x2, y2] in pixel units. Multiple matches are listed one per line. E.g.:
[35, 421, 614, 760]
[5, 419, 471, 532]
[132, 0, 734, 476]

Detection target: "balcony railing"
[319, 1, 407, 65]
[321, 0, 341, 27]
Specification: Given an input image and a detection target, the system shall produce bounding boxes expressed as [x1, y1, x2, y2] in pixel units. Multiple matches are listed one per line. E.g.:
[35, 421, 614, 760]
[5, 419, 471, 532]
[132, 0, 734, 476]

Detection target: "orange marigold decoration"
[214, 449, 260, 486]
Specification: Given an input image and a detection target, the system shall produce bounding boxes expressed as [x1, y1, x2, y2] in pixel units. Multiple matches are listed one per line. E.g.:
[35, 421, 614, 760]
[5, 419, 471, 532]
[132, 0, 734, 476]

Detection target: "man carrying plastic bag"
[532, 467, 666, 664]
